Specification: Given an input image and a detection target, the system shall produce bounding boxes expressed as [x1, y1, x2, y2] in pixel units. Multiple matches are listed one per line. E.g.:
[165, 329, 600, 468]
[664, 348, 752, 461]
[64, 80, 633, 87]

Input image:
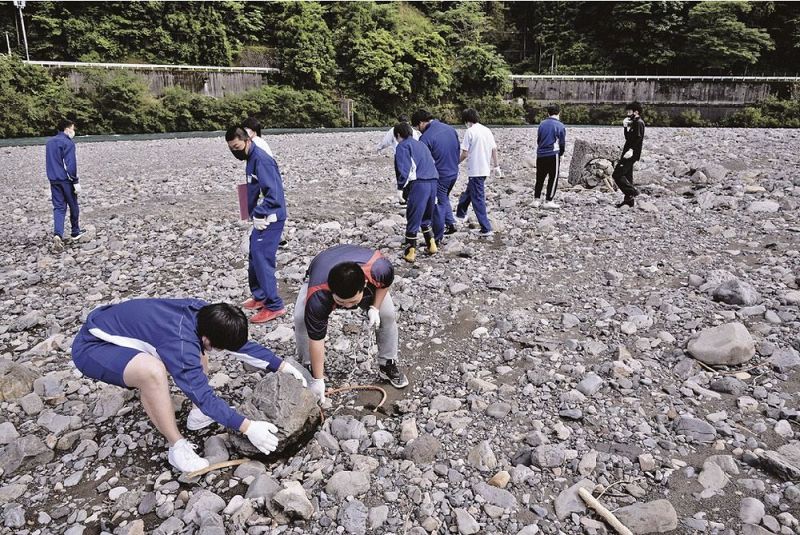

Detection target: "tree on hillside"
[682, 1, 775, 73]
[275, 2, 336, 89]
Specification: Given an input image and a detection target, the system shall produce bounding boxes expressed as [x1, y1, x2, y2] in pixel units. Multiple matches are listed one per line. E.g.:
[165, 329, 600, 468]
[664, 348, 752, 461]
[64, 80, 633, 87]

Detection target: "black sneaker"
[444, 224, 457, 235]
[378, 360, 409, 388]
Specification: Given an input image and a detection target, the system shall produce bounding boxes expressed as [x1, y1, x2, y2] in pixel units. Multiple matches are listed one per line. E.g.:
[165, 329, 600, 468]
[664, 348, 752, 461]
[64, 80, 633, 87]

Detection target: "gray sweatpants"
[294, 282, 399, 366]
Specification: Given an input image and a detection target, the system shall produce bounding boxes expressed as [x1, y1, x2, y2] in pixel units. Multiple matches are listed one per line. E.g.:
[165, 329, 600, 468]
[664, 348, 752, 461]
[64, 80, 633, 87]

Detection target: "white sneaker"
[543, 201, 561, 210]
[186, 405, 214, 431]
[532, 199, 541, 208]
[455, 215, 466, 224]
[168, 439, 209, 473]
[472, 229, 494, 238]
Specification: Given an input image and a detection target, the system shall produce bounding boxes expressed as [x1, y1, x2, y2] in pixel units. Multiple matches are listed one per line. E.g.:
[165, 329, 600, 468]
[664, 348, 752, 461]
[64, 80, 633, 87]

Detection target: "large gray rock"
[403, 434, 441, 464]
[740, 497, 765, 524]
[182, 490, 225, 525]
[711, 279, 760, 306]
[338, 499, 368, 535]
[325, 471, 370, 501]
[687, 323, 755, 366]
[675, 416, 717, 443]
[454, 508, 480, 535]
[0, 361, 40, 402]
[230, 372, 320, 458]
[273, 481, 314, 520]
[568, 138, 621, 187]
[472, 482, 517, 510]
[0, 435, 54, 476]
[555, 479, 595, 519]
[614, 500, 678, 533]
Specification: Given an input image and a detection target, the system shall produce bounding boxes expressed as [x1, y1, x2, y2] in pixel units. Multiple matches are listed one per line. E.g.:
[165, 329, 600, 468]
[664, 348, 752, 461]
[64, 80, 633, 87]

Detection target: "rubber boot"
[422, 226, 437, 255]
[403, 237, 417, 263]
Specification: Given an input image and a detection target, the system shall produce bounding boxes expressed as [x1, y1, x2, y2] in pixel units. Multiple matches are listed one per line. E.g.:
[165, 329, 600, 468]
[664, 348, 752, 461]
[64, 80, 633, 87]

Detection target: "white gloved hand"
[279, 361, 308, 387]
[252, 213, 278, 231]
[623, 149, 634, 160]
[493, 166, 504, 178]
[73, 183, 82, 194]
[244, 420, 279, 455]
[396, 190, 406, 204]
[367, 306, 381, 330]
[623, 117, 631, 129]
[309, 378, 326, 403]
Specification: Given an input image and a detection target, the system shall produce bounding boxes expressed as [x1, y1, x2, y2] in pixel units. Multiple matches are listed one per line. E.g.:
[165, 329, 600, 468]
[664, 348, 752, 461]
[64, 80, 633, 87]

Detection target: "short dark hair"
[58, 119, 75, 132]
[462, 108, 479, 124]
[197, 303, 248, 351]
[547, 104, 560, 116]
[242, 116, 262, 137]
[626, 101, 643, 114]
[328, 262, 366, 299]
[397, 114, 410, 123]
[393, 122, 414, 140]
[225, 126, 249, 142]
[410, 109, 433, 128]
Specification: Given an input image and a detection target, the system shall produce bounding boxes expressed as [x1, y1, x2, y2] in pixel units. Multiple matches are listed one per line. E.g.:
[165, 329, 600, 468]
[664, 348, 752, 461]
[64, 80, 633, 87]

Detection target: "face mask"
[66, 129, 75, 139]
[230, 146, 248, 160]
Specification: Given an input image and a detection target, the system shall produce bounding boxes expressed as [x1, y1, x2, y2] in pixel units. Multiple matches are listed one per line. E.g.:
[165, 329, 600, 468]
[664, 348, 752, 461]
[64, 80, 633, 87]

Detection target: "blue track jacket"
[246, 145, 287, 220]
[45, 132, 78, 182]
[394, 137, 439, 190]
[80, 298, 283, 430]
[419, 120, 460, 180]
[536, 117, 566, 158]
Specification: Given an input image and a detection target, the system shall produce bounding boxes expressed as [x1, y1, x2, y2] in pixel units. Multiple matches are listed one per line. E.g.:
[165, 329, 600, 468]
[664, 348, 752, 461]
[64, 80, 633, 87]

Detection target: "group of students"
[47, 102, 645, 473]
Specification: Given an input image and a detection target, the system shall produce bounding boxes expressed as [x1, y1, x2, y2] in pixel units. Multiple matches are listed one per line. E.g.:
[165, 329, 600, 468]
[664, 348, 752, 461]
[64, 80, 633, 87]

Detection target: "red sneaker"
[250, 308, 286, 324]
[242, 298, 264, 310]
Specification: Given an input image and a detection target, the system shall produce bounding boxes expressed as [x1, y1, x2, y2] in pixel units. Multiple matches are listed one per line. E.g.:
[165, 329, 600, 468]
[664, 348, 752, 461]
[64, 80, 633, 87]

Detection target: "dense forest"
[1, 1, 799, 137]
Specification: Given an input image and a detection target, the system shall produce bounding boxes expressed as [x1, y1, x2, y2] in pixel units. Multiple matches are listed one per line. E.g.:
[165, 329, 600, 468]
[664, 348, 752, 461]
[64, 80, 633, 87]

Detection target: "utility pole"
[5, 32, 11, 55]
[13, 0, 29, 61]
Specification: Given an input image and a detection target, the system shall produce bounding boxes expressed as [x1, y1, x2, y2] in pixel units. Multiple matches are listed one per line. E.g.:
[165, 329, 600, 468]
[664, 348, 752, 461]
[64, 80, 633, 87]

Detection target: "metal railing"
[24, 60, 279, 74]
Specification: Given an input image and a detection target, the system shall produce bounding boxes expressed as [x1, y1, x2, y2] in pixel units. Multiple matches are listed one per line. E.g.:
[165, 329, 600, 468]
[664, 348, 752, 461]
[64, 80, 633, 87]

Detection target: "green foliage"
[464, 96, 525, 125]
[275, 2, 337, 90]
[674, 109, 710, 127]
[453, 44, 512, 97]
[683, 2, 775, 73]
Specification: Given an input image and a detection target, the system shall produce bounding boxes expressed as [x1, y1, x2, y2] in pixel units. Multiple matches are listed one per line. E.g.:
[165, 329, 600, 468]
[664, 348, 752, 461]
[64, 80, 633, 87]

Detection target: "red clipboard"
[237, 183, 249, 220]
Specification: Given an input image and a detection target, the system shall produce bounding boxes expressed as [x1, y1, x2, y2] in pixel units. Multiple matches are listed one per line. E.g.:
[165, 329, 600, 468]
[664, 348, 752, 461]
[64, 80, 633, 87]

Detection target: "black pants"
[612, 159, 639, 198]
[535, 155, 560, 200]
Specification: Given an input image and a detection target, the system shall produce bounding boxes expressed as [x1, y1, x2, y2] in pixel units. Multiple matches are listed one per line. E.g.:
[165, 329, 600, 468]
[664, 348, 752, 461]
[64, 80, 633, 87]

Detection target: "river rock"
[687, 322, 755, 366]
[0, 361, 40, 401]
[711, 279, 760, 306]
[614, 500, 678, 533]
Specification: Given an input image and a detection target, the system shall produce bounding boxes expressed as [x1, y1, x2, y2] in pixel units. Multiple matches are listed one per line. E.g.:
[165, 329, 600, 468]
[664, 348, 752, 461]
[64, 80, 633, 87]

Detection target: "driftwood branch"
[186, 458, 250, 480]
[578, 487, 634, 535]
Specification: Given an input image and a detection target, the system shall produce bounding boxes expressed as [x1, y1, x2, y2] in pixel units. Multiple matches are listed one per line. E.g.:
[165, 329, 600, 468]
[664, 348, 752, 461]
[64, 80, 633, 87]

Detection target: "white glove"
[623, 117, 631, 129]
[253, 213, 278, 231]
[623, 149, 634, 160]
[279, 361, 308, 387]
[368, 306, 381, 330]
[309, 378, 326, 403]
[493, 166, 504, 178]
[244, 420, 279, 455]
[396, 190, 406, 204]
[73, 183, 82, 194]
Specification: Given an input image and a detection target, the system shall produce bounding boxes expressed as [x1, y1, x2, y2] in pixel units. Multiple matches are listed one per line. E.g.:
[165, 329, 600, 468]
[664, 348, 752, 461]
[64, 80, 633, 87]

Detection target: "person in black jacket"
[612, 102, 645, 208]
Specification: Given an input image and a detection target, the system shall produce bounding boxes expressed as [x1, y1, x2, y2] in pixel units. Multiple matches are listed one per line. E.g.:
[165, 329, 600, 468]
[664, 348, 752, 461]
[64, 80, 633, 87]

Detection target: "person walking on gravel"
[71, 299, 307, 472]
[412, 109, 461, 245]
[613, 101, 645, 208]
[293, 244, 408, 403]
[45, 119, 85, 249]
[456, 108, 502, 237]
[394, 122, 439, 263]
[226, 126, 288, 323]
[535, 104, 566, 209]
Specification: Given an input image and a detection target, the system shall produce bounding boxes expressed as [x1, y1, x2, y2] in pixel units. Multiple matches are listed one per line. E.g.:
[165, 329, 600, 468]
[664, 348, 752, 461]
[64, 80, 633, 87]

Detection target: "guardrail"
[24, 60, 279, 74]
[510, 74, 800, 82]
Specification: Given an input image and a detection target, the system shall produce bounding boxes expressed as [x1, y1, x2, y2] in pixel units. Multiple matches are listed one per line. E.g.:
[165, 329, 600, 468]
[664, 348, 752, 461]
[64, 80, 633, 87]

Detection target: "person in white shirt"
[376, 114, 420, 155]
[455, 108, 502, 237]
[243, 117, 274, 157]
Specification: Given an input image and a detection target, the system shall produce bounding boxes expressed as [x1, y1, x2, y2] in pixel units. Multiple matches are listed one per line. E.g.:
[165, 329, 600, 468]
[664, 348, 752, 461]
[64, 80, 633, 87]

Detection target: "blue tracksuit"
[395, 138, 438, 239]
[536, 117, 566, 158]
[419, 120, 460, 241]
[72, 298, 283, 431]
[245, 145, 287, 310]
[45, 132, 81, 237]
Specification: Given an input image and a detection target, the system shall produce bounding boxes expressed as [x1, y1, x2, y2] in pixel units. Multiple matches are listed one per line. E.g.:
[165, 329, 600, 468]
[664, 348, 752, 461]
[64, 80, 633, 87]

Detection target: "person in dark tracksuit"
[394, 123, 439, 263]
[411, 109, 461, 245]
[45, 118, 85, 248]
[226, 126, 288, 323]
[613, 101, 646, 208]
[535, 104, 566, 209]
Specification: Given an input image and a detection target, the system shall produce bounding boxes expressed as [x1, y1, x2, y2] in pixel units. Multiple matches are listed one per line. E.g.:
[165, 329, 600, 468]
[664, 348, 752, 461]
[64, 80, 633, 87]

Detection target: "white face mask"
[65, 129, 75, 139]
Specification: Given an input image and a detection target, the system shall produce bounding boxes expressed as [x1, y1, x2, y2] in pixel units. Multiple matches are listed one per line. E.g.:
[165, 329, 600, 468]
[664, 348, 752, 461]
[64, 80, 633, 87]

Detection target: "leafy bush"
[674, 109, 710, 127]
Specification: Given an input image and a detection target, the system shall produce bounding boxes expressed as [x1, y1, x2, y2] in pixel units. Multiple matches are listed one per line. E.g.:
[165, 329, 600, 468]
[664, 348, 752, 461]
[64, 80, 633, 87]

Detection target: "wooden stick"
[579, 487, 634, 535]
[325, 385, 388, 413]
[186, 458, 250, 479]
